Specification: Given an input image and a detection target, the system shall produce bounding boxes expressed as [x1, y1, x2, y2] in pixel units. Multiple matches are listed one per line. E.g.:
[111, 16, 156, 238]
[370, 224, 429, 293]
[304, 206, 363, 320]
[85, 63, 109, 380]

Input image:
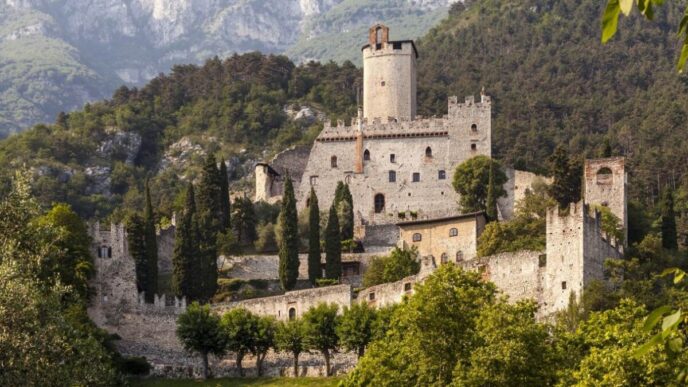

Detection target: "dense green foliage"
[362, 247, 421, 288]
[334, 182, 354, 241]
[548, 146, 583, 210]
[307, 188, 322, 285]
[302, 303, 340, 376]
[172, 184, 200, 300]
[176, 302, 226, 379]
[324, 204, 342, 281]
[143, 181, 159, 301]
[232, 196, 257, 247]
[279, 177, 300, 291]
[485, 162, 498, 221]
[452, 156, 507, 213]
[661, 188, 678, 250]
[275, 319, 307, 377]
[336, 303, 376, 358]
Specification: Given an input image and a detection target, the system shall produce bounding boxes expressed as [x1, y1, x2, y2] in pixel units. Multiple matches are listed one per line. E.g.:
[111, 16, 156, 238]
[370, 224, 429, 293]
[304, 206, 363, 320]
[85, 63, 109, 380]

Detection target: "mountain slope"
[0, 0, 454, 137]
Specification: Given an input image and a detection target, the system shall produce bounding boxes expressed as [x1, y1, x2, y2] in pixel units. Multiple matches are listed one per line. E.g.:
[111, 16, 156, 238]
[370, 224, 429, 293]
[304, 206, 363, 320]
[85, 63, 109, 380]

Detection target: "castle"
[87, 24, 628, 377]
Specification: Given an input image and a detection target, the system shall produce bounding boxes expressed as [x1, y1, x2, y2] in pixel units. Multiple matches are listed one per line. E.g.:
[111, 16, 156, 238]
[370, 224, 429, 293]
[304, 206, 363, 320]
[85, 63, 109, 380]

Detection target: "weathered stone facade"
[584, 157, 627, 244]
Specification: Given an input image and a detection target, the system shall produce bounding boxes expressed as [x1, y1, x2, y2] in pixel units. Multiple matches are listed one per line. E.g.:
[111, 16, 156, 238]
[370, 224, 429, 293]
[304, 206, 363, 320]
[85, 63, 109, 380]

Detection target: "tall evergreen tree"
[172, 183, 200, 300]
[548, 146, 582, 210]
[661, 188, 678, 250]
[308, 188, 322, 286]
[602, 138, 613, 158]
[486, 163, 497, 221]
[127, 214, 147, 297]
[232, 196, 257, 246]
[196, 154, 222, 301]
[219, 158, 231, 233]
[143, 180, 158, 303]
[339, 184, 354, 241]
[279, 176, 300, 290]
[334, 181, 346, 206]
[325, 203, 342, 281]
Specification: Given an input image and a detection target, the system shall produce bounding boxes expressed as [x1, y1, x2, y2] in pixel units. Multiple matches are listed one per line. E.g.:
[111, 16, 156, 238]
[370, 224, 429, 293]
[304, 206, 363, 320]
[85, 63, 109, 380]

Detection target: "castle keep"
[88, 24, 628, 377]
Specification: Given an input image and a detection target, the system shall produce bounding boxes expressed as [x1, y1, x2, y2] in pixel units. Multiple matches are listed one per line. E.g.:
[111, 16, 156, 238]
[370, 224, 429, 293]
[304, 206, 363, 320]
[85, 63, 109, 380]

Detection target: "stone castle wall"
[498, 169, 552, 220]
[584, 157, 627, 243]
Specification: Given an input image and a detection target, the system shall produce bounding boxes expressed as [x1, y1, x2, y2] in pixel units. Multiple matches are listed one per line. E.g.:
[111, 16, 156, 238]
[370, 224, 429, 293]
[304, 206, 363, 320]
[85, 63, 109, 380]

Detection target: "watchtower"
[362, 24, 418, 122]
[584, 157, 627, 244]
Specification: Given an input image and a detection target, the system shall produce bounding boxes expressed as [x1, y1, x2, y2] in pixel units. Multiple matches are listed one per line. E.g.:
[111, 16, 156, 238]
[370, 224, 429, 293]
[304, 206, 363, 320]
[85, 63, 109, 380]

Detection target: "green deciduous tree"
[303, 303, 340, 376]
[548, 145, 582, 211]
[278, 176, 300, 290]
[337, 302, 376, 358]
[221, 308, 256, 377]
[325, 203, 342, 281]
[176, 302, 226, 379]
[252, 316, 276, 376]
[172, 183, 199, 300]
[452, 156, 507, 213]
[661, 188, 678, 250]
[362, 247, 420, 287]
[307, 188, 322, 286]
[275, 319, 306, 377]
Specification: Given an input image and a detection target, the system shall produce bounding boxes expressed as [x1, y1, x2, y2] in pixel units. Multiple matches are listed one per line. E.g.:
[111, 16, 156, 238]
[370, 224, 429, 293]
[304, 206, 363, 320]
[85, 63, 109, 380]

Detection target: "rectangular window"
[389, 170, 396, 182]
[438, 170, 446, 180]
[309, 176, 318, 186]
[393, 42, 402, 50]
[412, 172, 420, 182]
[390, 154, 396, 163]
[471, 143, 477, 151]
[561, 281, 567, 290]
[369, 292, 375, 301]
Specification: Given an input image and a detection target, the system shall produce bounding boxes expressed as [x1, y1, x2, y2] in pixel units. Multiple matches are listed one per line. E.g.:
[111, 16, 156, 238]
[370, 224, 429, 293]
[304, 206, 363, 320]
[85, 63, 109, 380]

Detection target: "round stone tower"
[362, 24, 418, 122]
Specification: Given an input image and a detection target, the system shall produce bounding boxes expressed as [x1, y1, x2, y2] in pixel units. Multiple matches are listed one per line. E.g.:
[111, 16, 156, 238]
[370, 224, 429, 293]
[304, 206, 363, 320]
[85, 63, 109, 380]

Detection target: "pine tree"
[278, 176, 300, 290]
[340, 184, 354, 240]
[196, 154, 222, 301]
[127, 214, 147, 298]
[172, 184, 199, 300]
[308, 188, 322, 286]
[219, 158, 231, 233]
[486, 162, 497, 221]
[143, 180, 158, 303]
[548, 146, 582, 210]
[661, 188, 678, 250]
[325, 203, 342, 280]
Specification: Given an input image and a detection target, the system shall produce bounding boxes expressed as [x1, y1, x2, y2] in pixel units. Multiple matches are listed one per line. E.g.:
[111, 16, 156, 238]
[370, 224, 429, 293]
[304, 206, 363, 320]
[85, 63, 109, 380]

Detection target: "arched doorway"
[374, 193, 385, 213]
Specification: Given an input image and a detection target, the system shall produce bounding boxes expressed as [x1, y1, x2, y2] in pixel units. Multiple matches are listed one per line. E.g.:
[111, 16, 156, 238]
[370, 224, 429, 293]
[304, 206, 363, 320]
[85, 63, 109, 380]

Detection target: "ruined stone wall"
[584, 157, 627, 243]
[499, 168, 552, 220]
[297, 95, 491, 225]
[359, 223, 399, 252]
[213, 284, 353, 321]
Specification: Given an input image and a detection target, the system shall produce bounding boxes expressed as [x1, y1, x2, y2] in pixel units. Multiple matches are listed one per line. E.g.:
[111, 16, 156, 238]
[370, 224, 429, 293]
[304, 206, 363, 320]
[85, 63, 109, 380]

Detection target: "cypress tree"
[661, 188, 678, 250]
[334, 181, 346, 206]
[196, 154, 222, 301]
[127, 214, 148, 298]
[279, 176, 300, 290]
[143, 181, 158, 303]
[233, 196, 257, 245]
[602, 138, 613, 158]
[548, 146, 582, 210]
[172, 184, 199, 300]
[486, 162, 497, 221]
[340, 184, 354, 240]
[219, 158, 231, 233]
[325, 203, 342, 280]
[307, 188, 322, 286]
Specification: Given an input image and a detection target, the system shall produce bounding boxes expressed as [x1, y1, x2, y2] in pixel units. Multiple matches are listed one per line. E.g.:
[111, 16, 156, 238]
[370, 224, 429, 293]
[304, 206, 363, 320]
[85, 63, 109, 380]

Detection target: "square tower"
[584, 157, 627, 244]
[362, 24, 417, 121]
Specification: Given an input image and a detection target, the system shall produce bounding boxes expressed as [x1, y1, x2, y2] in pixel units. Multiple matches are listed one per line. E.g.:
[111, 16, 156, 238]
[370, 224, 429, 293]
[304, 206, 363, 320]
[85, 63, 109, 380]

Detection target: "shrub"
[119, 356, 151, 376]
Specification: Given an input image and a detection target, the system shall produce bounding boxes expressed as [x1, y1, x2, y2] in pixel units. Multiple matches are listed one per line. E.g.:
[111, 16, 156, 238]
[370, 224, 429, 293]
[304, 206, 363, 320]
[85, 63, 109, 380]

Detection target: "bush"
[316, 278, 339, 287]
[247, 279, 269, 290]
[362, 247, 420, 288]
[218, 278, 244, 292]
[119, 356, 151, 376]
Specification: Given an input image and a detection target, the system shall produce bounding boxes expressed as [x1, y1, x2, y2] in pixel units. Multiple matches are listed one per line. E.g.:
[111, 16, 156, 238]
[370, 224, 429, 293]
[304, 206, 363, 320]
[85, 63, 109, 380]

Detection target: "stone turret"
[362, 24, 418, 122]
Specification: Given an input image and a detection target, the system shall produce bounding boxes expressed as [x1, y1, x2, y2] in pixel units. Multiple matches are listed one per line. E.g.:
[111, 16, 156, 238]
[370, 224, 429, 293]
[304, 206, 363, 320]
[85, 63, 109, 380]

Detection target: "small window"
[331, 156, 337, 168]
[456, 251, 464, 263]
[471, 123, 478, 132]
[376, 27, 383, 44]
[390, 154, 396, 163]
[345, 175, 352, 184]
[389, 170, 396, 182]
[441, 253, 448, 264]
[561, 281, 567, 290]
[412, 233, 422, 242]
[404, 283, 412, 291]
[449, 228, 458, 237]
[596, 167, 613, 185]
[381, 81, 386, 87]
[289, 307, 296, 320]
[471, 144, 477, 151]
[310, 176, 318, 186]
[393, 42, 402, 50]
[438, 170, 446, 180]
[369, 292, 375, 301]
[425, 147, 432, 158]
[374, 193, 385, 213]
[363, 149, 370, 161]
[412, 173, 420, 182]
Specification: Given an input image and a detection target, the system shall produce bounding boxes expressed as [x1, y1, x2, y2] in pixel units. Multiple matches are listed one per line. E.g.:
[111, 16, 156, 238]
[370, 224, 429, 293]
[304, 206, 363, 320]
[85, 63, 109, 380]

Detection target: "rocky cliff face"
[0, 0, 455, 136]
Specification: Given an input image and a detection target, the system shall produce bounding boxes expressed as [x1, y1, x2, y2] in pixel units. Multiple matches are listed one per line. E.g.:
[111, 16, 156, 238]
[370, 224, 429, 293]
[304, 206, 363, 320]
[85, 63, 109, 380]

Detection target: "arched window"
[441, 253, 448, 264]
[363, 149, 370, 161]
[456, 251, 464, 263]
[288, 307, 296, 320]
[376, 27, 383, 45]
[345, 175, 352, 184]
[388, 170, 396, 182]
[331, 156, 337, 168]
[374, 193, 385, 213]
[596, 167, 613, 185]
[412, 233, 422, 242]
[438, 170, 446, 180]
[425, 147, 432, 158]
[471, 123, 478, 132]
[449, 228, 458, 237]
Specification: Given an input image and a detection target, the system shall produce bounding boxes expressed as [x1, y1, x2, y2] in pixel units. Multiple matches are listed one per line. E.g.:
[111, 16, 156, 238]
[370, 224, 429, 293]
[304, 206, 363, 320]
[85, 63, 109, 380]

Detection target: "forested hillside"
[2, 0, 688, 222]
